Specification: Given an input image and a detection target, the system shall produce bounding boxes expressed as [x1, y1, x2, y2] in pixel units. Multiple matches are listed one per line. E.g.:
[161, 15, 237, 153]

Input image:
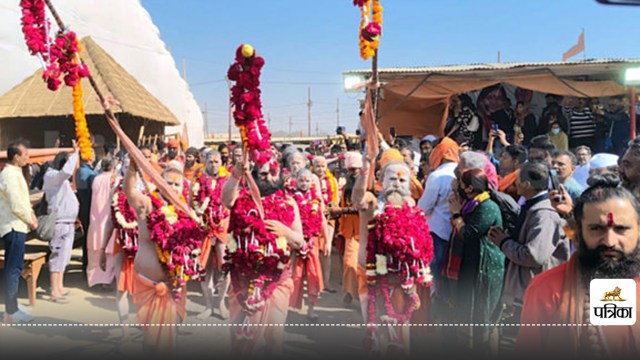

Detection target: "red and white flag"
[562, 31, 585, 62]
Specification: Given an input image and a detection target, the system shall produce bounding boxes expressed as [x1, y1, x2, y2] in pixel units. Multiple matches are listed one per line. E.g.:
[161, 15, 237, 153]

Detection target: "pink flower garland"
[224, 188, 295, 315]
[365, 203, 434, 347]
[292, 189, 322, 258]
[191, 170, 229, 234]
[227, 44, 272, 166]
[19, 0, 89, 91]
[147, 192, 207, 300]
[111, 181, 138, 257]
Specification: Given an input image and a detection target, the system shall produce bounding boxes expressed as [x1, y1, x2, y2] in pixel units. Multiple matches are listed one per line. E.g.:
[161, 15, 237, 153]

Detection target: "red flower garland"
[227, 44, 272, 166]
[292, 189, 322, 258]
[365, 203, 434, 346]
[147, 191, 206, 300]
[19, 0, 89, 91]
[224, 188, 295, 315]
[191, 169, 229, 234]
[111, 180, 138, 257]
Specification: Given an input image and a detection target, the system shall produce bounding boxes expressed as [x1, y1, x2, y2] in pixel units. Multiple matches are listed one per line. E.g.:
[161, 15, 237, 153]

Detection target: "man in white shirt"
[417, 137, 459, 296]
[0, 141, 37, 323]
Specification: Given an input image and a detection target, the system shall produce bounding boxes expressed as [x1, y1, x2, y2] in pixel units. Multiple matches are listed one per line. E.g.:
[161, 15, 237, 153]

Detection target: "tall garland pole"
[42, 0, 191, 217]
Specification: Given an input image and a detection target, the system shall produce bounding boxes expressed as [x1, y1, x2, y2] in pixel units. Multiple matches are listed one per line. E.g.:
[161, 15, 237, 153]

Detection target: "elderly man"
[488, 161, 570, 354]
[124, 160, 206, 354]
[352, 150, 434, 355]
[221, 159, 304, 355]
[191, 150, 230, 320]
[518, 174, 640, 357]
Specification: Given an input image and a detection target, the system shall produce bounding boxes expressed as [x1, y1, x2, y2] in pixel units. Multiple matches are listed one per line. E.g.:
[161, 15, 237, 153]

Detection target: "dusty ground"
[0, 244, 443, 359]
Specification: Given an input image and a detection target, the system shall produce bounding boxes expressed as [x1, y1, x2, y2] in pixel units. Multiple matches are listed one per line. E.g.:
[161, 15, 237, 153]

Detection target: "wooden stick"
[43, 0, 192, 218]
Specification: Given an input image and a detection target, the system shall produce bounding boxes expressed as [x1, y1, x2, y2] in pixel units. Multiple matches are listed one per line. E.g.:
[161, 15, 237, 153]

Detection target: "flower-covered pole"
[353, 0, 383, 189]
[40, 0, 191, 218]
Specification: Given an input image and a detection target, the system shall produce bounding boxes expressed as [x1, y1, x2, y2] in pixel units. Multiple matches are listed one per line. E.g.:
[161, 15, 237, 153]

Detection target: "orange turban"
[429, 137, 459, 169]
[379, 149, 404, 169]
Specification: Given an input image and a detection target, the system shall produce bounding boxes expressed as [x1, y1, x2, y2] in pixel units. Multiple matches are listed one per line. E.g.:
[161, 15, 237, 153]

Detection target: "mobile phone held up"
[491, 123, 499, 134]
[549, 169, 564, 202]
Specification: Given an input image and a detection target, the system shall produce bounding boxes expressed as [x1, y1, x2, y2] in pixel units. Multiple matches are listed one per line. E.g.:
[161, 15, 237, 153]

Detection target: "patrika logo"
[590, 279, 636, 326]
[601, 286, 625, 302]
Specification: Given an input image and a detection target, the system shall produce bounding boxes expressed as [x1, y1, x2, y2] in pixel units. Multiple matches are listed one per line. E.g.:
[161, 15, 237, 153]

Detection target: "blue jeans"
[2, 230, 27, 315]
[430, 232, 449, 295]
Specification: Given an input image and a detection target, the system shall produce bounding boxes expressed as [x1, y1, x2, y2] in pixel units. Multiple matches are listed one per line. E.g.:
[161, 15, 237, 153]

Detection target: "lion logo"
[601, 286, 626, 302]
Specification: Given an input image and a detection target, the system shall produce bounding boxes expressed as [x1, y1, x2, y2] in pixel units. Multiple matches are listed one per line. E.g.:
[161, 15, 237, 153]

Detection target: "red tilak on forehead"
[607, 212, 614, 227]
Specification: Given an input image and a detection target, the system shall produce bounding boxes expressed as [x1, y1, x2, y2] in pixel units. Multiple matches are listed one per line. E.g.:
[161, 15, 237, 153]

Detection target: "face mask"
[551, 128, 561, 135]
[457, 186, 468, 200]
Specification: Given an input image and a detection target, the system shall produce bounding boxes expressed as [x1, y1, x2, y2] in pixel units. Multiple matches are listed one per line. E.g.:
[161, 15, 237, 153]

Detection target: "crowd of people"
[1, 90, 640, 357]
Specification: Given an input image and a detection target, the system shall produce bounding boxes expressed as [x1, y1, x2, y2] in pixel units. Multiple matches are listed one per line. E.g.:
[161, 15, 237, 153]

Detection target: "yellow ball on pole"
[241, 44, 255, 58]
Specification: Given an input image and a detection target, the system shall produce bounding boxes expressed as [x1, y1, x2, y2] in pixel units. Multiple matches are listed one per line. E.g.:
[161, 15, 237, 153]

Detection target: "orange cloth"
[517, 255, 640, 356]
[498, 170, 519, 200]
[290, 237, 324, 309]
[113, 240, 136, 293]
[429, 136, 459, 169]
[132, 272, 187, 353]
[228, 272, 294, 355]
[379, 149, 404, 169]
[339, 192, 359, 240]
[183, 163, 202, 181]
[343, 235, 360, 297]
[198, 234, 213, 269]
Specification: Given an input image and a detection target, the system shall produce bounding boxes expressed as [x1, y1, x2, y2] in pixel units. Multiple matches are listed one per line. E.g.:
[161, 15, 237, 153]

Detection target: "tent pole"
[371, 49, 379, 123]
[631, 86, 637, 140]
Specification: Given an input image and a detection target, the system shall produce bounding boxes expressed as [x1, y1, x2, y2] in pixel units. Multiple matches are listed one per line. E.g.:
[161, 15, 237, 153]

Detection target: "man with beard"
[158, 139, 185, 169]
[619, 136, 640, 199]
[192, 150, 230, 320]
[330, 151, 363, 307]
[182, 147, 202, 181]
[352, 150, 434, 355]
[124, 160, 205, 354]
[517, 174, 640, 357]
[221, 159, 304, 355]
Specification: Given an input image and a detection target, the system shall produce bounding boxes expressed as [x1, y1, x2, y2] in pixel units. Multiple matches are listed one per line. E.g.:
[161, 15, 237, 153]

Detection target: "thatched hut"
[0, 36, 180, 153]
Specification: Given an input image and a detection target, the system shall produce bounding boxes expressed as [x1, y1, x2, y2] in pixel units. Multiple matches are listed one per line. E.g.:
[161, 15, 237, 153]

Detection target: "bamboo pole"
[43, 0, 191, 216]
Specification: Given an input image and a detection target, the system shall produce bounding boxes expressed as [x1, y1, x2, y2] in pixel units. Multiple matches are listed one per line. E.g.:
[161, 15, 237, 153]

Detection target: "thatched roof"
[0, 36, 180, 125]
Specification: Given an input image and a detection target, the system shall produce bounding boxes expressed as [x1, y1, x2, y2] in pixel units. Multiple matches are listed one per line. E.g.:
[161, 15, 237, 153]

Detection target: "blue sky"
[140, 0, 640, 136]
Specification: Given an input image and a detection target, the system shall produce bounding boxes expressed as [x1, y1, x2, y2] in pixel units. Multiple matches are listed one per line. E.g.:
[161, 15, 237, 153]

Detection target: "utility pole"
[226, 77, 232, 143]
[307, 87, 312, 137]
[268, 112, 271, 131]
[289, 116, 293, 138]
[316, 122, 319, 136]
[336, 97, 340, 128]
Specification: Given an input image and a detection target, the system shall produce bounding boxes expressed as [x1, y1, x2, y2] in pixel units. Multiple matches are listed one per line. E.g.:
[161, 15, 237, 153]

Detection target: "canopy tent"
[0, 37, 180, 149]
[0, 0, 204, 147]
[344, 59, 640, 138]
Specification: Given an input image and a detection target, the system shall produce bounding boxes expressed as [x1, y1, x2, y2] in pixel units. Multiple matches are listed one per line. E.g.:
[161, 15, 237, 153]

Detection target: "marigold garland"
[72, 81, 94, 161]
[111, 180, 138, 257]
[364, 202, 434, 349]
[226, 44, 272, 166]
[354, 0, 383, 60]
[147, 191, 206, 300]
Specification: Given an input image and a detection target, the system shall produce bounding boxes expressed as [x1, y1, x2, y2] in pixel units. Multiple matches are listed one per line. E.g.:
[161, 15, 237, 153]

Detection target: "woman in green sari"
[448, 168, 504, 355]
